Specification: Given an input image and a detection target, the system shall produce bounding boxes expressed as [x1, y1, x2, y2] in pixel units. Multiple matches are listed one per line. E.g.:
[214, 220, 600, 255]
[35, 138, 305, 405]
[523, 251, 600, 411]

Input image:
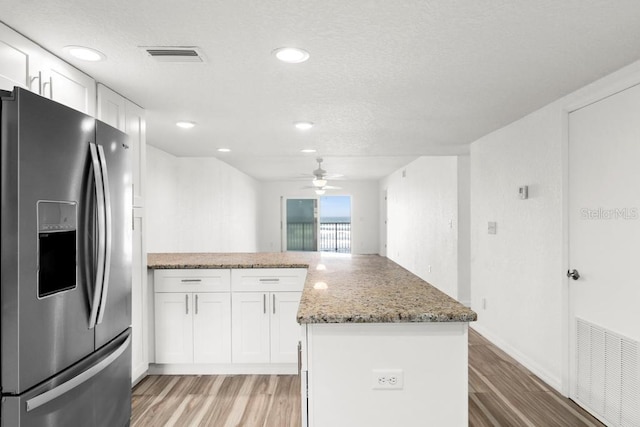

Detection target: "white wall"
[380, 156, 462, 300]
[258, 180, 379, 254]
[469, 59, 640, 393]
[146, 145, 259, 252]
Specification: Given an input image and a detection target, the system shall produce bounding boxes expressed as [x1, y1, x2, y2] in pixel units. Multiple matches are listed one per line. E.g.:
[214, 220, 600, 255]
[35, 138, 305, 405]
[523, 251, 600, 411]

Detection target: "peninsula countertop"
[147, 252, 477, 324]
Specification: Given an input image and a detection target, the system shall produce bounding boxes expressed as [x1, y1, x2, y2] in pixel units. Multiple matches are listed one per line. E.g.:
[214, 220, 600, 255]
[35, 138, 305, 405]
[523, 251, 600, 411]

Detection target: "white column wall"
[146, 145, 259, 253]
[379, 156, 461, 300]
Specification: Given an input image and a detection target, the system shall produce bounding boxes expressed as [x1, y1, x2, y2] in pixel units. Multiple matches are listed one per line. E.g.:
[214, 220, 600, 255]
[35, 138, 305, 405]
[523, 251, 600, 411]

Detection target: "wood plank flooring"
[132, 329, 605, 427]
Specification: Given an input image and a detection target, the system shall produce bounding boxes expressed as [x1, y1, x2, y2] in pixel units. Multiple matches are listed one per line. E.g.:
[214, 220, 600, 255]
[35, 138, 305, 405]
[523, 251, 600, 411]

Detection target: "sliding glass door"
[285, 198, 317, 251]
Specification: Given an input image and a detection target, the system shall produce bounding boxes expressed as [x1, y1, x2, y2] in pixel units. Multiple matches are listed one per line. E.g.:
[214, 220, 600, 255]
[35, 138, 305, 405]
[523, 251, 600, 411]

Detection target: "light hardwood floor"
[132, 329, 605, 427]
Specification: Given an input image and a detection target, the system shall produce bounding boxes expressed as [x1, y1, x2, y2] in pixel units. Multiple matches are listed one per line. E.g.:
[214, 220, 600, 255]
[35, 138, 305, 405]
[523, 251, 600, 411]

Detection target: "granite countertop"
[147, 252, 477, 324]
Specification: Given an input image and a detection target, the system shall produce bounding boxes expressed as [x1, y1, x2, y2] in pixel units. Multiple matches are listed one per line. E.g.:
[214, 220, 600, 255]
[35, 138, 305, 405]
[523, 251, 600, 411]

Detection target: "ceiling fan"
[302, 158, 342, 194]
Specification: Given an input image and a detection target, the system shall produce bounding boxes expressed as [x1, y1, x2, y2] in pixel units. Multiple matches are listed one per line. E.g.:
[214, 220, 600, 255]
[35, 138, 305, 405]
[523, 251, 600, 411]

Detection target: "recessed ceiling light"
[301, 149, 316, 153]
[217, 148, 231, 152]
[64, 46, 106, 62]
[294, 121, 314, 130]
[273, 47, 310, 64]
[176, 121, 196, 129]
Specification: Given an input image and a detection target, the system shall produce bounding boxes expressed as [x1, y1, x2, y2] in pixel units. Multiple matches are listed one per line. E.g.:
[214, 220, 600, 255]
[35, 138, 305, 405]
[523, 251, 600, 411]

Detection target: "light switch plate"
[488, 221, 497, 234]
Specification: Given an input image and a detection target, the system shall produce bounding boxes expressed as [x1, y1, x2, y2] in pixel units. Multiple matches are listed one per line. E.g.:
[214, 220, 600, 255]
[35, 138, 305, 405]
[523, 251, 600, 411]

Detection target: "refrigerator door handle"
[25, 335, 131, 412]
[96, 144, 112, 325]
[88, 142, 107, 329]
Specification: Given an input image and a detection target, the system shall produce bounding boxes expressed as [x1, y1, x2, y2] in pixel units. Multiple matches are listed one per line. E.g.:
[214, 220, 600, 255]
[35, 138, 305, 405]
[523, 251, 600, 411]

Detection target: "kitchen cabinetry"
[154, 270, 232, 364]
[0, 23, 96, 115]
[131, 208, 147, 383]
[97, 84, 146, 207]
[231, 269, 306, 364]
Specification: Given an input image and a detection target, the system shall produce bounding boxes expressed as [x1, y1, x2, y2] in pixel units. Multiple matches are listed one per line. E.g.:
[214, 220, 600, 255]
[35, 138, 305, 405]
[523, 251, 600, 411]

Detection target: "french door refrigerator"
[1, 87, 132, 426]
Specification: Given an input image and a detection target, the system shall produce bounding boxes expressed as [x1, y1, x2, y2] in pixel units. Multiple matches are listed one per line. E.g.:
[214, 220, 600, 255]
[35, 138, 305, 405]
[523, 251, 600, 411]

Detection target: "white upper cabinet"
[97, 83, 126, 131]
[125, 100, 146, 208]
[0, 23, 96, 115]
[0, 24, 35, 91]
[97, 84, 146, 207]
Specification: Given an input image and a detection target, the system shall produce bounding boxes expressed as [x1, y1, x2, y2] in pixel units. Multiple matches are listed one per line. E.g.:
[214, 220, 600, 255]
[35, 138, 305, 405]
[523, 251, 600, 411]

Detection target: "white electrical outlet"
[372, 369, 404, 390]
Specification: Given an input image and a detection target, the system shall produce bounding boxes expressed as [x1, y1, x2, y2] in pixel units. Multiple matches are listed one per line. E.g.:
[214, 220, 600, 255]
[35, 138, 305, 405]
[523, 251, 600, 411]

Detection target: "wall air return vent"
[576, 318, 640, 427]
[143, 47, 204, 63]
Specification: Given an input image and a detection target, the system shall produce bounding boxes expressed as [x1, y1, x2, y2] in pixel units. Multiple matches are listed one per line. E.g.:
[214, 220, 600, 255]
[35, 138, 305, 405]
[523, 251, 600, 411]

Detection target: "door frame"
[560, 73, 640, 397]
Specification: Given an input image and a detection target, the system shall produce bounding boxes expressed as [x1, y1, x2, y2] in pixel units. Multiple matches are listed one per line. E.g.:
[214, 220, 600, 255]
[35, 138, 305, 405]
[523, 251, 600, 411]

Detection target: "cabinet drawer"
[154, 269, 231, 293]
[231, 268, 307, 292]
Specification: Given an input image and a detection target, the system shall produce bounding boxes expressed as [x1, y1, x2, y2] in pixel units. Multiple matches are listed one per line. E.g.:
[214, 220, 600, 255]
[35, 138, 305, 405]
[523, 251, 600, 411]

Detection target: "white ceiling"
[2, 0, 640, 180]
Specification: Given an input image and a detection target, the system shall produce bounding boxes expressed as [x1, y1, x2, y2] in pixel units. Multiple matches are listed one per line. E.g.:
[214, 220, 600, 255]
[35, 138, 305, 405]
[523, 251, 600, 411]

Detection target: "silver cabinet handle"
[181, 279, 202, 283]
[42, 76, 52, 98]
[263, 294, 266, 314]
[259, 278, 280, 283]
[26, 335, 130, 412]
[30, 71, 42, 94]
[96, 144, 112, 325]
[185, 294, 189, 315]
[273, 294, 276, 314]
[195, 294, 199, 315]
[88, 143, 106, 329]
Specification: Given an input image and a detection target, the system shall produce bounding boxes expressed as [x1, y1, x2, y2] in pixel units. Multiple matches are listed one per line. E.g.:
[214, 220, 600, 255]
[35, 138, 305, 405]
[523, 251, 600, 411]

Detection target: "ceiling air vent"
[143, 47, 204, 63]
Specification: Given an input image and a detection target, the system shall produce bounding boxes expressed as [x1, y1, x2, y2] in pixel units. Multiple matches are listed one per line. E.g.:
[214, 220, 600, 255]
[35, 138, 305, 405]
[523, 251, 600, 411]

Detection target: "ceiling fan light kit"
[313, 178, 327, 187]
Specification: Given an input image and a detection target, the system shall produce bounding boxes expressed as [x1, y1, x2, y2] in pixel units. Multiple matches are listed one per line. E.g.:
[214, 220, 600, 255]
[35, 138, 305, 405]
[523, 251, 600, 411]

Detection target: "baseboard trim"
[470, 323, 562, 392]
[148, 363, 298, 375]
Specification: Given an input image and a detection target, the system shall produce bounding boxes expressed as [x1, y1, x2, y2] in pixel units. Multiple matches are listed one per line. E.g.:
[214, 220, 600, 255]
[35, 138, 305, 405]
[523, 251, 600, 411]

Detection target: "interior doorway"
[567, 83, 640, 426]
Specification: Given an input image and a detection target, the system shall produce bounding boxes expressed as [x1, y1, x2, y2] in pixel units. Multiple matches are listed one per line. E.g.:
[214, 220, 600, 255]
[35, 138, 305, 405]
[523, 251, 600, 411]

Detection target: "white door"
[154, 293, 193, 364]
[193, 293, 231, 363]
[231, 292, 270, 363]
[270, 291, 302, 363]
[568, 84, 640, 425]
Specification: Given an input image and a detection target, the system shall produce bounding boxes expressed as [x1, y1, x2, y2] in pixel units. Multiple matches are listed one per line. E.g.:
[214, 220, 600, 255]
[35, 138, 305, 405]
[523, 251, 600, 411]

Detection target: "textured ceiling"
[2, 0, 640, 180]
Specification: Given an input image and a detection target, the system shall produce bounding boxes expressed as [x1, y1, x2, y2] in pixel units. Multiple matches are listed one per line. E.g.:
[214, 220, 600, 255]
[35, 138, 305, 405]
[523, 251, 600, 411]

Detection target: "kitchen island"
[148, 252, 476, 427]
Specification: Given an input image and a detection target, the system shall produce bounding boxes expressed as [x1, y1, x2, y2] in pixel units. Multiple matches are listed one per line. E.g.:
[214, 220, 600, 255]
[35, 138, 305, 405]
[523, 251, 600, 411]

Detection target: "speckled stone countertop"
[147, 252, 477, 324]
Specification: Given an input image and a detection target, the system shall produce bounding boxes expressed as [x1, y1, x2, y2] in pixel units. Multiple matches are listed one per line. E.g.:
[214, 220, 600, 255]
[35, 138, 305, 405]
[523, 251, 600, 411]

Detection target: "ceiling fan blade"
[322, 185, 342, 190]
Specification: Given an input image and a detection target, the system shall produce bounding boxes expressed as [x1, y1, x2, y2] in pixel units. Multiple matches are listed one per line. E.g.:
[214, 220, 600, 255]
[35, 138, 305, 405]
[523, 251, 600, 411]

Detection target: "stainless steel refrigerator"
[1, 88, 132, 426]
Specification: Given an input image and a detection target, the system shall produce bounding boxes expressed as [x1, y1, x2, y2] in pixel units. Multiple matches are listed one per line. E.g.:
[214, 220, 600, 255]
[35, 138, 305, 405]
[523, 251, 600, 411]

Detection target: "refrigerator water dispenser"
[37, 201, 77, 298]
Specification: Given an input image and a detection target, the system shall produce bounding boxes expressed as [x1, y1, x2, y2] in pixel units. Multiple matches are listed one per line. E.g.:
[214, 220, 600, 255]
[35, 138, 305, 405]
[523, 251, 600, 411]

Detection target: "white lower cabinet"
[155, 292, 194, 364]
[231, 292, 271, 363]
[231, 291, 302, 364]
[192, 293, 232, 363]
[153, 268, 306, 373]
[270, 291, 304, 363]
[155, 292, 232, 364]
[154, 269, 232, 365]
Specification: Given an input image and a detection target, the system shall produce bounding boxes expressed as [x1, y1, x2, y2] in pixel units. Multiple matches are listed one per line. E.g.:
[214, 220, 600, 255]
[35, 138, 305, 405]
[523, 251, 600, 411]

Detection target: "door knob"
[567, 269, 580, 280]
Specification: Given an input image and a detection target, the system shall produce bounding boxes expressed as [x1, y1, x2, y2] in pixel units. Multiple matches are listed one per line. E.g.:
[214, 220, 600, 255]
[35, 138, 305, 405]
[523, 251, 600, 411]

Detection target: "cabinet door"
[231, 292, 270, 363]
[154, 293, 193, 364]
[43, 59, 96, 116]
[131, 208, 148, 382]
[193, 293, 231, 363]
[125, 100, 146, 207]
[0, 23, 36, 91]
[270, 292, 303, 363]
[97, 83, 126, 131]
